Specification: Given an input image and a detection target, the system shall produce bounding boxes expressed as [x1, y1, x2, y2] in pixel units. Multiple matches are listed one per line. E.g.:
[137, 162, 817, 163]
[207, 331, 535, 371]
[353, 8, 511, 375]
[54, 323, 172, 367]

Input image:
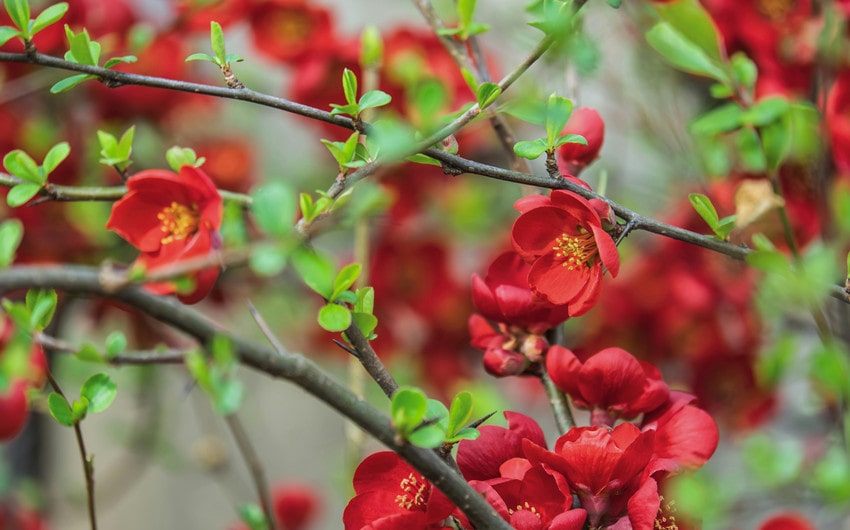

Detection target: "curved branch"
[0, 265, 511, 530]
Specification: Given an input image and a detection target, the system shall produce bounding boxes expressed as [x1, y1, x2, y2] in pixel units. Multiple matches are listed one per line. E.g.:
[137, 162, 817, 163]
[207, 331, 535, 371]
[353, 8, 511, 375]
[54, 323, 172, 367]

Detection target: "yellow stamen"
[756, 0, 794, 20]
[551, 231, 597, 270]
[157, 202, 200, 244]
[394, 473, 428, 511]
[506, 501, 541, 519]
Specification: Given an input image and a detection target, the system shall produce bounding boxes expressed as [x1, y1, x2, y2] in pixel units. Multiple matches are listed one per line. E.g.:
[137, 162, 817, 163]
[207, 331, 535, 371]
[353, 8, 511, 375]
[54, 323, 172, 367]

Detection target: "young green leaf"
[391, 387, 428, 433]
[342, 68, 357, 106]
[318, 303, 352, 332]
[476, 82, 501, 110]
[513, 138, 549, 160]
[42, 141, 70, 175]
[553, 133, 587, 149]
[104, 330, 127, 358]
[688, 193, 720, 232]
[645, 22, 729, 83]
[654, 0, 724, 62]
[446, 391, 473, 438]
[50, 73, 95, 94]
[26, 288, 57, 331]
[331, 263, 362, 301]
[4, 0, 29, 35]
[4, 150, 41, 183]
[30, 2, 68, 35]
[80, 373, 117, 414]
[6, 183, 39, 207]
[185, 52, 216, 63]
[166, 146, 205, 171]
[210, 21, 226, 64]
[0, 26, 20, 47]
[690, 103, 744, 136]
[102, 55, 136, 69]
[545, 93, 573, 145]
[250, 181, 296, 237]
[290, 246, 335, 299]
[351, 311, 378, 338]
[357, 89, 392, 112]
[47, 392, 75, 426]
[0, 218, 23, 267]
[75, 343, 105, 363]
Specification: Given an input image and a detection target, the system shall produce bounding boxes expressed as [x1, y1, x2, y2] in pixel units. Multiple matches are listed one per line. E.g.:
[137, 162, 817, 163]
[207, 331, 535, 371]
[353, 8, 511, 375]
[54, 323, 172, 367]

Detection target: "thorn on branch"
[333, 339, 358, 357]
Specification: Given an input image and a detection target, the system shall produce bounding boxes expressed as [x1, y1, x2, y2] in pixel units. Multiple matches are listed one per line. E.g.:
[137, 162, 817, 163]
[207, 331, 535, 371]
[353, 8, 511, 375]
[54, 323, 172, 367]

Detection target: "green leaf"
[47, 392, 75, 426]
[545, 93, 573, 145]
[67, 26, 98, 65]
[7, 183, 40, 207]
[513, 138, 549, 160]
[72, 397, 89, 421]
[214, 379, 243, 416]
[405, 153, 441, 167]
[645, 22, 729, 83]
[318, 303, 351, 332]
[742, 96, 790, 127]
[342, 68, 357, 106]
[42, 141, 70, 175]
[756, 334, 796, 388]
[745, 249, 789, 274]
[166, 146, 203, 171]
[475, 82, 501, 110]
[357, 90, 392, 112]
[4, 150, 41, 183]
[654, 0, 724, 62]
[249, 243, 288, 277]
[743, 434, 803, 487]
[458, 0, 476, 27]
[27, 288, 57, 331]
[31, 2, 68, 35]
[4, 0, 29, 35]
[730, 52, 757, 91]
[391, 387, 428, 433]
[760, 114, 792, 173]
[237, 503, 268, 530]
[250, 181, 296, 237]
[80, 373, 117, 414]
[0, 26, 21, 46]
[447, 391, 473, 437]
[553, 133, 587, 149]
[102, 55, 136, 69]
[736, 127, 766, 173]
[355, 286, 374, 314]
[606, 0, 622, 7]
[75, 343, 104, 363]
[0, 218, 23, 267]
[104, 331, 127, 358]
[359, 25, 382, 68]
[331, 263, 361, 301]
[688, 193, 720, 231]
[351, 311, 377, 338]
[408, 424, 445, 448]
[209, 21, 226, 63]
[690, 103, 744, 136]
[50, 73, 94, 93]
[290, 246, 335, 299]
[185, 52, 215, 63]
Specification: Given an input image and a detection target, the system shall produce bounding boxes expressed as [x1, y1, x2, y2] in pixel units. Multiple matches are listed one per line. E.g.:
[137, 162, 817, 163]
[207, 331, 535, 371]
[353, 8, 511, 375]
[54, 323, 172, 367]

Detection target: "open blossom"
[511, 190, 619, 315]
[107, 165, 222, 304]
[545, 346, 669, 425]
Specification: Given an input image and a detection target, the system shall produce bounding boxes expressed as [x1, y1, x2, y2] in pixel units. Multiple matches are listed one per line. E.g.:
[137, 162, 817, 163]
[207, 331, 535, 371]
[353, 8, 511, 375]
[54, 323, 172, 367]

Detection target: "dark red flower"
[523, 423, 659, 530]
[511, 190, 619, 314]
[556, 107, 605, 174]
[107, 166, 223, 304]
[469, 314, 550, 377]
[545, 346, 669, 425]
[472, 251, 571, 332]
[271, 483, 321, 530]
[0, 379, 29, 441]
[756, 511, 816, 530]
[343, 451, 462, 530]
[249, 0, 337, 65]
[640, 391, 719, 472]
[457, 411, 547, 482]
[827, 72, 850, 174]
[0, 318, 46, 442]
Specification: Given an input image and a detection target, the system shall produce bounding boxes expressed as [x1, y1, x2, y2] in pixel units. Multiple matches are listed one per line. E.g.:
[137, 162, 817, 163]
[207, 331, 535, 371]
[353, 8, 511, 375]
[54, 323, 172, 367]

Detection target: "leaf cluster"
[391, 388, 480, 448]
[3, 142, 70, 206]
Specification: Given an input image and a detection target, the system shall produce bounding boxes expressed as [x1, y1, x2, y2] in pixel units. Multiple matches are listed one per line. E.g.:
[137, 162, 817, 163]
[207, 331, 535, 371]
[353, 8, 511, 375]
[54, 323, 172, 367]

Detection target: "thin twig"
[343, 323, 399, 398]
[45, 369, 97, 530]
[223, 414, 279, 530]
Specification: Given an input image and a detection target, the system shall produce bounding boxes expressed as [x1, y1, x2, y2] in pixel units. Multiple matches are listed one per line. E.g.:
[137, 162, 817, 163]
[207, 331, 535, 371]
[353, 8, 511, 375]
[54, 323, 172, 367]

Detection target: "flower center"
[507, 501, 541, 519]
[395, 473, 428, 512]
[157, 202, 200, 244]
[552, 231, 597, 270]
[654, 495, 679, 530]
[756, 0, 794, 20]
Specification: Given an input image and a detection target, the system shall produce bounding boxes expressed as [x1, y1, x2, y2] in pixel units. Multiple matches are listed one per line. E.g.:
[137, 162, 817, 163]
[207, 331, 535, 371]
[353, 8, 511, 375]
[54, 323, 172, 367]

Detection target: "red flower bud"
[556, 107, 604, 172]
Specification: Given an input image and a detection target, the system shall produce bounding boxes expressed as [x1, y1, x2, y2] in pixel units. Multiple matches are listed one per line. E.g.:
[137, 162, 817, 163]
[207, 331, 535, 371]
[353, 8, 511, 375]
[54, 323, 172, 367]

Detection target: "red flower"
[640, 391, 719, 472]
[511, 190, 619, 314]
[468, 314, 549, 377]
[0, 317, 47, 441]
[271, 483, 321, 530]
[523, 423, 659, 530]
[343, 451, 462, 530]
[756, 512, 816, 530]
[556, 107, 605, 174]
[472, 251, 571, 332]
[545, 346, 669, 425]
[457, 411, 547, 481]
[248, 0, 337, 65]
[107, 166, 223, 304]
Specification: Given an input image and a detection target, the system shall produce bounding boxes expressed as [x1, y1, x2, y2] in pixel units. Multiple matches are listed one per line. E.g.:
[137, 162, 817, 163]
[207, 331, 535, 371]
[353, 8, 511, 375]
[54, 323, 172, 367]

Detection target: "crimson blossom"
[511, 190, 619, 315]
[556, 107, 605, 175]
[107, 166, 223, 304]
[545, 346, 669, 426]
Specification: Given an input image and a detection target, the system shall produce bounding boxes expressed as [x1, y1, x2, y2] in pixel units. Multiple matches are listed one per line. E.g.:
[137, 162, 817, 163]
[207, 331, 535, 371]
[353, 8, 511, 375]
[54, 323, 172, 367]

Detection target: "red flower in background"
[249, 0, 336, 65]
[343, 451, 463, 530]
[826, 71, 850, 175]
[756, 512, 816, 530]
[545, 346, 669, 426]
[107, 166, 222, 304]
[0, 317, 47, 441]
[511, 190, 619, 314]
[556, 107, 605, 175]
[229, 482, 321, 530]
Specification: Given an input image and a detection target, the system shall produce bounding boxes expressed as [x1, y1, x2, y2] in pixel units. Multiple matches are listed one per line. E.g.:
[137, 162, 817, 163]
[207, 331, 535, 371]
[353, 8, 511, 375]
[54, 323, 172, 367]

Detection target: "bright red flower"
[826, 71, 850, 174]
[457, 411, 547, 482]
[469, 314, 536, 377]
[0, 317, 47, 442]
[472, 251, 571, 332]
[343, 451, 462, 530]
[545, 346, 669, 426]
[511, 190, 619, 314]
[107, 166, 223, 304]
[556, 107, 605, 174]
[0, 379, 29, 441]
[756, 511, 816, 530]
[640, 391, 719, 472]
[248, 0, 337, 65]
[271, 483, 321, 530]
[523, 423, 659, 530]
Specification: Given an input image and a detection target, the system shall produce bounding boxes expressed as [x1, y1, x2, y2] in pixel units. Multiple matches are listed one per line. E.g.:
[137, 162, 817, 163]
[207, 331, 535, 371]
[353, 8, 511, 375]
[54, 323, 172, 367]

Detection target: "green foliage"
[321, 132, 370, 173]
[743, 433, 803, 487]
[52, 25, 136, 93]
[360, 25, 383, 68]
[237, 503, 268, 530]
[185, 20, 244, 68]
[329, 68, 392, 118]
[290, 246, 335, 299]
[645, 22, 729, 83]
[0, 219, 23, 267]
[389, 388, 478, 448]
[810, 444, 850, 503]
[687, 193, 735, 240]
[166, 146, 205, 171]
[1, 0, 67, 44]
[47, 372, 117, 427]
[317, 303, 351, 332]
[186, 335, 243, 416]
[26, 288, 57, 331]
[97, 126, 135, 172]
[512, 93, 585, 161]
[3, 142, 70, 206]
[436, 0, 490, 40]
[298, 190, 336, 224]
[653, 0, 723, 62]
[755, 334, 797, 388]
[250, 181, 297, 238]
[808, 342, 850, 402]
[445, 391, 479, 443]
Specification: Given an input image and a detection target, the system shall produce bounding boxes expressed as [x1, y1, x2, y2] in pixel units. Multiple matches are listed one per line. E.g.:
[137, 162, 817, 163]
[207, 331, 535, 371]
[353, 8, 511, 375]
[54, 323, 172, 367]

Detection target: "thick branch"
[0, 265, 511, 530]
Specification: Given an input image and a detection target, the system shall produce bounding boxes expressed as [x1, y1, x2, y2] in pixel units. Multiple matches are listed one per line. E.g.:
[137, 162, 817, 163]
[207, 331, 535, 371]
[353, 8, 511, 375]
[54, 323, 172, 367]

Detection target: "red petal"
[528, 253, 589, 306]
[511, 207, 576, 258]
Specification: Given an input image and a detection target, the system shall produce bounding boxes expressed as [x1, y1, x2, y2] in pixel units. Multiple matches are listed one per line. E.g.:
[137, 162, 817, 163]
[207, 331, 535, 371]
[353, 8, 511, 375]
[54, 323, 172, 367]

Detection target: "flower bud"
[556, 107, 604, 172]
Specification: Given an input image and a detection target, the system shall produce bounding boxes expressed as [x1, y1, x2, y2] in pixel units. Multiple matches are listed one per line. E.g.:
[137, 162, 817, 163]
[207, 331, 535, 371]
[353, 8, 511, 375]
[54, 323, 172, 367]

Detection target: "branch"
[224, 414, 279, 530]
[0, 265, 511, 530]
